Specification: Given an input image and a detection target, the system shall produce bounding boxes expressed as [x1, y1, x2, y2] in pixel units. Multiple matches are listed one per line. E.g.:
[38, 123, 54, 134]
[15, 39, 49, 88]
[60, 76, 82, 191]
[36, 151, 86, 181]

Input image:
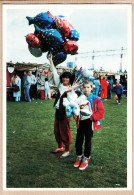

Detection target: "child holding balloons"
[47, 53, 76, 159]
[74, 80, 105, 170]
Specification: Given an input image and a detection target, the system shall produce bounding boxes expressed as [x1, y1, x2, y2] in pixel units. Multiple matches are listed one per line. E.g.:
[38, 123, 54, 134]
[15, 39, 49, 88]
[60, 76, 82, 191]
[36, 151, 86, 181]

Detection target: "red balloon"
[54, 16, 70, 37]
[62, 40, 78, 55]
[26, 33, 41, 48]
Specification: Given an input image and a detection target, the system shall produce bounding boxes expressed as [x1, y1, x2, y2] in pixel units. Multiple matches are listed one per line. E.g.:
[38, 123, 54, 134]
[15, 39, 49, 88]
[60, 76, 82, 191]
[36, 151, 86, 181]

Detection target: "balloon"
[28, 45, 42, 57]
[26, 33, 41, 48]
[53, 16, 70, 37]
[80, 109, 92, 116]
[35, 33, 49, 52]
[66, 105, 73, 118]
[34, 25, 64, 49]
[50, 51, 67, 66]
[26, 11, 54, 29]
[62, 40, 78, 55]
[67, 29, 80, 41]
[26, 11, 80, 62]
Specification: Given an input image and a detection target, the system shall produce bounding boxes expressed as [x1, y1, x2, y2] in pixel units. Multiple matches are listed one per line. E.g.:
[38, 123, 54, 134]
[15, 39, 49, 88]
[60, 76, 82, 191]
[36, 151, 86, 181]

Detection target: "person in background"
[22, 71, 27, 101]
[24, 71, 32, 102]
[107, 76, 114, 99]
[93, 77, 100, 96]
[29, 70, 37, 100]
[10, 72, 21, 102]
[100, 76, 109, 100]
[115, 81, 123, 104]
[124, 78, 127, 98]
[44, 78, 51, 100]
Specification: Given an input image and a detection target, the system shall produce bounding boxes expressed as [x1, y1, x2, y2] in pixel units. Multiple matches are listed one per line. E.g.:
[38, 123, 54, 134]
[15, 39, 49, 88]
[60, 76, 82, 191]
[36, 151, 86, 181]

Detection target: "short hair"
[83, 80, 93, 88]
[45, 78, 48, 81]
[60, 72, 75, 85]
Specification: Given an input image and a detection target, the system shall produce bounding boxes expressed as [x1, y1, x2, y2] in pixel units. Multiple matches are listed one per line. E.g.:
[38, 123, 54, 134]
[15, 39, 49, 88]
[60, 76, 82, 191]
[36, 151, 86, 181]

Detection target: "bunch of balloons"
[26, 11, 80, 66]
[73, 66, 94, 87]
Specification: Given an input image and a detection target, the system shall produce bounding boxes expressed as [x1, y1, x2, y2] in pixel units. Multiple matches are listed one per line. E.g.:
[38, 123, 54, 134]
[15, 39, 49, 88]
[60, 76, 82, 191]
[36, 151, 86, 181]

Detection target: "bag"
[14, 85, 20, 92]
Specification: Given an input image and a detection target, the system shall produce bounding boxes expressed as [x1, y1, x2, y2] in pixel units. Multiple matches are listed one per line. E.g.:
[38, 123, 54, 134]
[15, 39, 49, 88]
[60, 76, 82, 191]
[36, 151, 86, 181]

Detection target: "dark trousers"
[30, 84, 37, 99]
[75, 118, 93, 158]
[117, 94, 122, 103]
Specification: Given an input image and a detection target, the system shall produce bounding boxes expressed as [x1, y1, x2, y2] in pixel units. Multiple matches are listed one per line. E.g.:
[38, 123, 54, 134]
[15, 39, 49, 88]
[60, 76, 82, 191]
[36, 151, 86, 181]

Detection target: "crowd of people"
[93, 75, 127, 104]
[10, 70, 51, 102]
[10, 69, 127, 104]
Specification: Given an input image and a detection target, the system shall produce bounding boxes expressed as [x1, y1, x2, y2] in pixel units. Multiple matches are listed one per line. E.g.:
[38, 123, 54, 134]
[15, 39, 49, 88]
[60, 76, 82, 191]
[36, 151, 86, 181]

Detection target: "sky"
[3, 4, 132, 72]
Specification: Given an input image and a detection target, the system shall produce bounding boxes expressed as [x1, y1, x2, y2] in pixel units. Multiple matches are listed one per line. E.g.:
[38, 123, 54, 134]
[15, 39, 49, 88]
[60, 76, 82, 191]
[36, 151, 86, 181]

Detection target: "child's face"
[83, 84, 93, 96]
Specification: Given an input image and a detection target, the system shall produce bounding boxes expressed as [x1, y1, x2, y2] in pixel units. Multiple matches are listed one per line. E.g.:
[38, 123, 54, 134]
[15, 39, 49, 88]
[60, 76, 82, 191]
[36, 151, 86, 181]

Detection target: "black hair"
[45, 78, 48, 81]
[14, 72, 17, 76]
[60, 72, 75, 85]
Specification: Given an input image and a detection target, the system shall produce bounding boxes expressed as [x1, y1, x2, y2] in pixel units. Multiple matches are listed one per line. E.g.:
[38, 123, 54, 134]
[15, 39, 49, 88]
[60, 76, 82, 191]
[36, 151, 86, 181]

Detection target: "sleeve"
[51, 66, 60, 87]
[14, 78, 18, 86]
[90, 100, 105, 121]
[27, 76, 31, 84]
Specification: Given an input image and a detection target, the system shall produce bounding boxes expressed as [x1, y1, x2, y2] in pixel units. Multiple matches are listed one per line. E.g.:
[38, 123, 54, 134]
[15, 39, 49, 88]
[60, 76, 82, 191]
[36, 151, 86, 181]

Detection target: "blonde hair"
[83, 80, 93, 88]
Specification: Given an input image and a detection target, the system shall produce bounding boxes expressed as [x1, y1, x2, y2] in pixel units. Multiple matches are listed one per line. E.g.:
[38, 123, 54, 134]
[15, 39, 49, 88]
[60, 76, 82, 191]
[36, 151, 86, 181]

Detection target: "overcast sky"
[3, 4, 132, 72]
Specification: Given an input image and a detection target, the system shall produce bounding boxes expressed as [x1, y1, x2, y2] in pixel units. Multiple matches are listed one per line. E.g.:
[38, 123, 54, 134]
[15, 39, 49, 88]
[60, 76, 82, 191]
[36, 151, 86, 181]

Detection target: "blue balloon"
[67, 29, 80, 41]
[26, 12, 54, 29]
[66, 105, 73, 117]
[50, 51, 67, 66]
[34, 25, 63, 49]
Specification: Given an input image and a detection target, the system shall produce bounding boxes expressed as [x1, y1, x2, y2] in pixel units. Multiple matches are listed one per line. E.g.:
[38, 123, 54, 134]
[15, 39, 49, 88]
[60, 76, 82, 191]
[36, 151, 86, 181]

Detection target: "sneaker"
[74, 156, 82, 168]
[79, 156, 90, 171]
[60, 151, 70, 159]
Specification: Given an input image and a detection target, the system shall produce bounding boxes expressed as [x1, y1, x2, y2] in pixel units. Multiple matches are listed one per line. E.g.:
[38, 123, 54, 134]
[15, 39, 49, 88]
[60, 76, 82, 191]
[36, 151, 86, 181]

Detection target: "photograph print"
[3, 3, 132, 190]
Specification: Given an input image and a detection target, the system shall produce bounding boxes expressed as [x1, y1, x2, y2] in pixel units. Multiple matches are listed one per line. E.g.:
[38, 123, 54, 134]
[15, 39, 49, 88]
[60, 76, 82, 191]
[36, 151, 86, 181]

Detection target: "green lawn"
[6, 94, 127, 188]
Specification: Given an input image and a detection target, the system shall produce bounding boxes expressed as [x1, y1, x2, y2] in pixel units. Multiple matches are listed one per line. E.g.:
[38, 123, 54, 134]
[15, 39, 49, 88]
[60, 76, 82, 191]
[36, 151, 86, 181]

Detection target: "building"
[67, 62, 75, 69]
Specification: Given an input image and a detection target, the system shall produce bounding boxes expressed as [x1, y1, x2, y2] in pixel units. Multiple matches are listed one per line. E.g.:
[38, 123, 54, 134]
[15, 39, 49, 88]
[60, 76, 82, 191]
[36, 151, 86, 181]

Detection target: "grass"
[6, 94, 127, 188]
